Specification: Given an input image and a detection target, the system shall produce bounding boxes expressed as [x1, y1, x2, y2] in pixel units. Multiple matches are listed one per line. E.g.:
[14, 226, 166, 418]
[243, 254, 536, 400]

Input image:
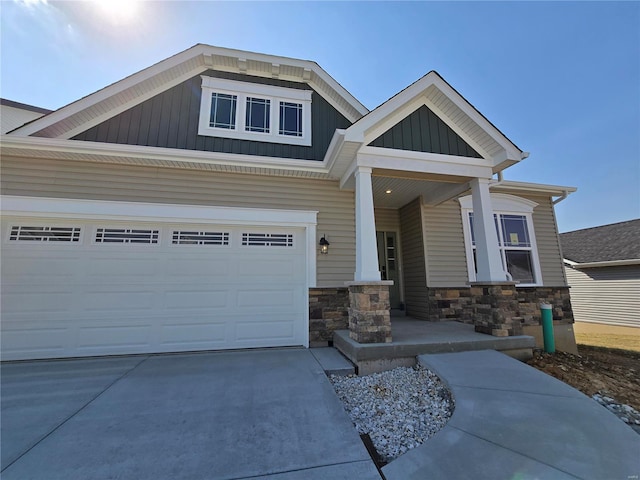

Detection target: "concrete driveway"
[1, 349, 380, 480]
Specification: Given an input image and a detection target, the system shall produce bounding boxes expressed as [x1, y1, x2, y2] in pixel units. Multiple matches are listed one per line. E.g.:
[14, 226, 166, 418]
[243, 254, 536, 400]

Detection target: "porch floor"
[333, 318, 536, 375]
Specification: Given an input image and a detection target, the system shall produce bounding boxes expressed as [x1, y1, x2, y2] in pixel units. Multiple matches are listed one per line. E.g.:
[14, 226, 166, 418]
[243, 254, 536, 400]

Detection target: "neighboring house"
[561, 220, 640, 328]
[1, 99, 52, 134]
[0, 44, 577, 361]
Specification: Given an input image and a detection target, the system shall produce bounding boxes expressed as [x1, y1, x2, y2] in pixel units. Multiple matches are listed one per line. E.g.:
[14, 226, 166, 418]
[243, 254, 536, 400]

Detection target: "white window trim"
[459, 193, 543, 287]
[198, 76, 312, 146]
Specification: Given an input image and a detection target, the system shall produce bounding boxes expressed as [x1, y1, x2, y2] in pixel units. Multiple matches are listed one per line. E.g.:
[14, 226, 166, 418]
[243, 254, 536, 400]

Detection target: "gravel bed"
[592, 394, 640, 434]
[330, 365, 453, 463]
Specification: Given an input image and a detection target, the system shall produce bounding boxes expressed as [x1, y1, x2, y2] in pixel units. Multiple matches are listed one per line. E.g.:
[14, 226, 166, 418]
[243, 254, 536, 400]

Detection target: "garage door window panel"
[242, 232, 294, 247]
[172, 231, 230, 246]
[95, 228, 159, 245]
[9, 225, 81, 243]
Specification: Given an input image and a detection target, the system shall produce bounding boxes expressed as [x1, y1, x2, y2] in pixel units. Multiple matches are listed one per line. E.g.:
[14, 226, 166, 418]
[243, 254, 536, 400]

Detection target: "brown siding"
[399, 198, 428, 318]
[72, 70, 352, 161]
[0, 156, 355, 286]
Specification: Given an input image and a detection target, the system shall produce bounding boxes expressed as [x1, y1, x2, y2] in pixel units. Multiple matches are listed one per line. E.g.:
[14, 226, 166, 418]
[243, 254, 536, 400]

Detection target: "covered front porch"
[333, 317, 535, 375]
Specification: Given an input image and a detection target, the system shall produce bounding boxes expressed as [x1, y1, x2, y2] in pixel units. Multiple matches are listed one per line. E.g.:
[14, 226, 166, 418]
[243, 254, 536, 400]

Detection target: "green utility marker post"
[540, 303, 555, 353]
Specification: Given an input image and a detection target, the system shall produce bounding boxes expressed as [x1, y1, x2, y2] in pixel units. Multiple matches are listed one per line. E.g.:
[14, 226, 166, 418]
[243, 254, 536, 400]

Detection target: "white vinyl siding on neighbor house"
[0, 156, 355, 286]
[198, 76, 312, 145]
[565, 265, 640, 328]
[1, 216, 308, 360]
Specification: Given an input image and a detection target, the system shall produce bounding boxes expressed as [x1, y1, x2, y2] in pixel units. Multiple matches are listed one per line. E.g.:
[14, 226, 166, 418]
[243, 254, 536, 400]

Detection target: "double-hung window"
[459, 194, 542, 286]
[198, 76, 312, 145]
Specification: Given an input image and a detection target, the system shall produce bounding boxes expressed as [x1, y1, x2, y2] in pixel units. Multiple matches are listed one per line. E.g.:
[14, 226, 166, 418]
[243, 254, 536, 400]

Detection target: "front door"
[376, 231, 401, 309]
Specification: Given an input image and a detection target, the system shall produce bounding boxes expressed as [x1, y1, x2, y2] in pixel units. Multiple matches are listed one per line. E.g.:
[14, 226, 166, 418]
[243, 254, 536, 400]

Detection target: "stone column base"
[346, 281, 393, 343]
[469, 282, 522, 337]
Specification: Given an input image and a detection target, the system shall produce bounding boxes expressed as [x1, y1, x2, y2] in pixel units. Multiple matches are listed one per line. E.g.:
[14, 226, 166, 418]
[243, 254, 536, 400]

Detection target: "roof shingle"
[560, 219, 640, 264]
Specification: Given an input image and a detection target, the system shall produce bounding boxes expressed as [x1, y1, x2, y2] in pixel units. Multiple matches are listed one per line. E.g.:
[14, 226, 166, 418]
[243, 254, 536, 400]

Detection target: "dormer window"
[198, 76, 312, 146]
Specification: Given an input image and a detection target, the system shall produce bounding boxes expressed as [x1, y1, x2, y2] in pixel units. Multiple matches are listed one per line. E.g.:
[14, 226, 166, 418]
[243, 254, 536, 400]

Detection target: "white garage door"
[1, 217, 308, 360]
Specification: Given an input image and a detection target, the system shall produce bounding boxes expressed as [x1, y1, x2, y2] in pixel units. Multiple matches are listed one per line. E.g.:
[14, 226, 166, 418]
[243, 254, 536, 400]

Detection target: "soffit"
[372, 174, 469, 208]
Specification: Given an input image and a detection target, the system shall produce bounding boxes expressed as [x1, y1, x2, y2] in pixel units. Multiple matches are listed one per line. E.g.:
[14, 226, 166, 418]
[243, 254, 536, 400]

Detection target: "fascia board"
[11, 45, 208, 137]
[429, 75, 523, 160]
[356, 147, 493, 179]
[0, 136, 331, 174]
[493, 180, 577, 196]
[343, 71, 522, 164]
[564, 258, 640, 269]
[344, 73, 439, 143]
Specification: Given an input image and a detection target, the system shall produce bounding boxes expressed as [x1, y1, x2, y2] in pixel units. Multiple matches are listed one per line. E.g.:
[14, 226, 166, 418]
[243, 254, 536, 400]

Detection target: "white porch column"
[354, 166, 381, 281]
[470, 178, 507, 282]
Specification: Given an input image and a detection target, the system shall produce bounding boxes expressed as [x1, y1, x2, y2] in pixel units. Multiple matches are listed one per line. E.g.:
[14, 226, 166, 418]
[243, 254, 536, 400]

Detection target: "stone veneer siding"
[348, 283, 392, 343]
[309, 287, 349, 347]
[427, 285, 574, 337]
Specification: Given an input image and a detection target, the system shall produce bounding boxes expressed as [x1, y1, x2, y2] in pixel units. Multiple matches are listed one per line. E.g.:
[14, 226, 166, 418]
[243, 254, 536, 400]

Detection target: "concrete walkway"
[382, 350, 640, 480]
[1, 349, 380, 480]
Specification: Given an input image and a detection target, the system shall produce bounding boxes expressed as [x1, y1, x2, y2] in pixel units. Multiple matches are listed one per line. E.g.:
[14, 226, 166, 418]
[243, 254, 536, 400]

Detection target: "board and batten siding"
[565, 265, 640, 328]
[0, 156, 355, 286]
[399, 198, 428, 318]
[70, 70, 352, 162]
[369, 105, 481, 158]
[420, 194, 567, 287]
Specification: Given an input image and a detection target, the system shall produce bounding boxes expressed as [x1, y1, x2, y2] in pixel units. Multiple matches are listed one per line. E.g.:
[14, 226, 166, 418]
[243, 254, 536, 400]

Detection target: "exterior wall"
[422, 199, 469, 287]
[526, 194, 567, 286]
[421, 195, 568, 288]
[399, 198, 428, 318]
[369, 105, 481, 158]
[427, 285, 574, 328]
[71, 70, 352, 161]
[0, 156, 356, 285]
[309, 287, 349, 346]
[565, 264, 640, 328]
[374, 207, 400, 232]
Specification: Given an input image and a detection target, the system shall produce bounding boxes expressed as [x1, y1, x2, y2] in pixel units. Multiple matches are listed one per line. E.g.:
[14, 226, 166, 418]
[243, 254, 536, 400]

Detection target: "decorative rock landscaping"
[330, 366, 453, 463]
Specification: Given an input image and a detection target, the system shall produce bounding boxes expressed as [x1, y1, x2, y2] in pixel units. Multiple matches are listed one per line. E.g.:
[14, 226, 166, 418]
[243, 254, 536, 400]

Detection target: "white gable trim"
[343, 71, 524, 168]
[9, 45, 367, 139]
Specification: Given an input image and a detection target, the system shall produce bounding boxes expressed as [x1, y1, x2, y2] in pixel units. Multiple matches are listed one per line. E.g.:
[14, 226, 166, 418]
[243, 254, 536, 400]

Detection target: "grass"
[575, 332, 640, 353]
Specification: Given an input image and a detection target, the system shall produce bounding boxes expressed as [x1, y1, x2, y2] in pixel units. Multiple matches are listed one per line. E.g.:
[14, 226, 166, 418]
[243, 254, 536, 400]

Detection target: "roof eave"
[564, 258, 640, 269]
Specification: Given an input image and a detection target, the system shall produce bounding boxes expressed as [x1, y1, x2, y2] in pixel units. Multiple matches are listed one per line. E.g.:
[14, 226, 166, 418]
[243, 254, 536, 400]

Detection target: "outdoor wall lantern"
[319, 235, 330, 255]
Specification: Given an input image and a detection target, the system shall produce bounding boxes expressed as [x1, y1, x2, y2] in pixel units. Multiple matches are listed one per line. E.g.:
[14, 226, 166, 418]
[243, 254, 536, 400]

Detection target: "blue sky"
[1, 0, 638, 233]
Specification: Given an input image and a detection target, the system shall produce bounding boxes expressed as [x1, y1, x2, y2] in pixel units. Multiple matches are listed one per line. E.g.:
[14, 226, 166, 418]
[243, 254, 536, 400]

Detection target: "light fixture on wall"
[319, 235, 330, 255]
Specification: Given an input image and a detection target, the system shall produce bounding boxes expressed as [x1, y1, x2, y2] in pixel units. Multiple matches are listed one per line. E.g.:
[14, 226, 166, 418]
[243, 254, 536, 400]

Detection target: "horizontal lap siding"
[421, 195, 567, 288]
[399, 198, 428, 318]
[422, 200, 468, 287]
[565, 265, 640, 327]
[374, 208, 400, 232]
[521, 194, 567, 286]
[0, 157, 355, 286]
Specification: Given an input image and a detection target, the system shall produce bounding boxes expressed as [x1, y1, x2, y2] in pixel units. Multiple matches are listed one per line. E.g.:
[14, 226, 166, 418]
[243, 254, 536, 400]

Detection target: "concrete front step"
[310, 347, 356, 376]
[333, 320, 535, 375]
